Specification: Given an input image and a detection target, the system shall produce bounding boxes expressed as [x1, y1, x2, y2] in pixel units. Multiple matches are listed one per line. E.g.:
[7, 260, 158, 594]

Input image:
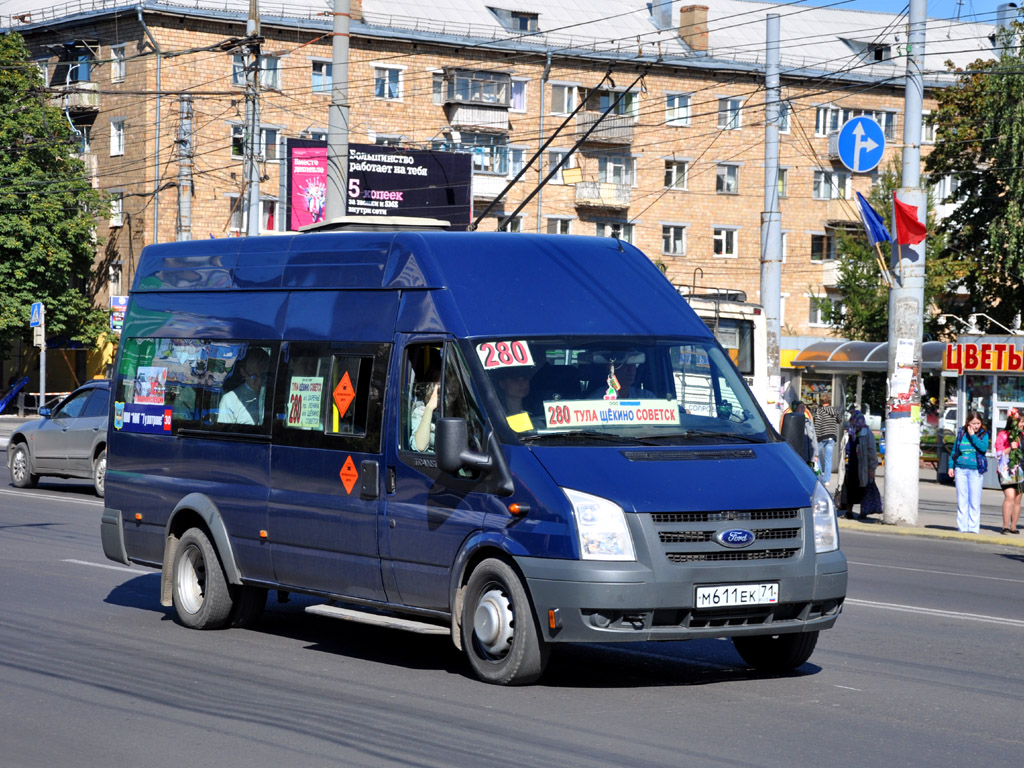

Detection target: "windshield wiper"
[520, 430, 659, 446]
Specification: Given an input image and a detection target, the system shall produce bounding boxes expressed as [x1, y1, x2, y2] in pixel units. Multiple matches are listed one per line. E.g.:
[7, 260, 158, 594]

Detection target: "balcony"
[472, 174, 508, 200]
[575, 181, 631, 209]
[446, 104, 509, 132]
[575, 112, 633, 144]
[51, 81, 100, 113]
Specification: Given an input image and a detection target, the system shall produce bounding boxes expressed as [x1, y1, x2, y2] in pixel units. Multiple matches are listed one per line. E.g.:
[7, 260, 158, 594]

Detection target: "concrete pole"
[177, 96, 193, 241]
[39, 305, 46, 412]
[325, 0, 350, 221]
[883, 0, 927, 526]
[245, 0, 261, 237]
[760, 13, 783, 421]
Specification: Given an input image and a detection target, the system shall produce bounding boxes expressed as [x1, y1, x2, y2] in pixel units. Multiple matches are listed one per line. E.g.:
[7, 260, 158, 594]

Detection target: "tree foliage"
[0, 32, 108, 358]
[825, 161, 957, 342]
[924, 29, 1024, 329]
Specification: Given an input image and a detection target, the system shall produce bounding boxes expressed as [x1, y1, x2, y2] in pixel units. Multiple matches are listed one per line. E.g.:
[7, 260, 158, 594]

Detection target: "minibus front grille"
[651, 510, 799, 524]
[621, 449, 756, 462]
[659, 527, 800, 544]
[666, 548, 799, 563]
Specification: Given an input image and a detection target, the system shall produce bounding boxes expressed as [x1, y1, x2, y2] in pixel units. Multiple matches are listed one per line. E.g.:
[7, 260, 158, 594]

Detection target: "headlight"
[811, 481, 839, 553]
[563, 488, 636, 561]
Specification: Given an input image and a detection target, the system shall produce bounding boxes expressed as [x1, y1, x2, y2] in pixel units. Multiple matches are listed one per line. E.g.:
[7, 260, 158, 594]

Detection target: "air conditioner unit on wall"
[827, 131, 840, 160]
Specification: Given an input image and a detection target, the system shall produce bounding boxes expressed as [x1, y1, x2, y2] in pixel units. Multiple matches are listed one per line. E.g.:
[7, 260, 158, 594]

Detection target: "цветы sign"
[944, 343, 1024, 374]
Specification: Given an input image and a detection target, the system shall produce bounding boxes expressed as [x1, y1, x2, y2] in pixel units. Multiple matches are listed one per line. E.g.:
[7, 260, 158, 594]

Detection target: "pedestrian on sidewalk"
[995, 408, 1023, 535]
[947, 411, 989, 534]
[814, 395, 840, 488]
[840, 410, 878, 520]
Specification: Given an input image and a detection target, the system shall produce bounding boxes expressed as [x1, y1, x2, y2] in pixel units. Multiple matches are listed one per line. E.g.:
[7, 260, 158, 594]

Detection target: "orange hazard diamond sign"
[333, 371, 355, 419]
[339, 455, 358, 495]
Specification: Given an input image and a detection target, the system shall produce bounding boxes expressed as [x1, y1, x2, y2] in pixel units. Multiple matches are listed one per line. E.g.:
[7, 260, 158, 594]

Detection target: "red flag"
[893, 194, 926, 245]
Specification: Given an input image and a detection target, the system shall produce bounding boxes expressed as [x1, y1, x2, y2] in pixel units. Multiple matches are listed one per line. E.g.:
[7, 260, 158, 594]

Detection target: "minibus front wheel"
[461, 558, 549, 685]
[172, 527, 235, 630]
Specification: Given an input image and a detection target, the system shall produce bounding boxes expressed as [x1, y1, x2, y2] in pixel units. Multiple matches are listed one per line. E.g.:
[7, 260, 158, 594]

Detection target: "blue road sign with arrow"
[836, 116, 886, 173]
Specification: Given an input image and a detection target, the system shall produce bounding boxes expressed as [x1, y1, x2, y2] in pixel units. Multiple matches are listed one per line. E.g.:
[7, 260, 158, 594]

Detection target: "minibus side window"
[274, 341, 388, 452]
[443, 344, 485, 455]
[403, 343, 443, 453]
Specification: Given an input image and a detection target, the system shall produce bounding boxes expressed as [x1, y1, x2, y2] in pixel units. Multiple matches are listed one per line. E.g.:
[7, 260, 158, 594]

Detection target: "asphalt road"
[2, 472, 1023, 768]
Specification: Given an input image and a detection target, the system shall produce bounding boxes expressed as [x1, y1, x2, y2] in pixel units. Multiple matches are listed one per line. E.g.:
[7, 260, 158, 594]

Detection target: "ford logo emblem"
[715, 528, 756, 548]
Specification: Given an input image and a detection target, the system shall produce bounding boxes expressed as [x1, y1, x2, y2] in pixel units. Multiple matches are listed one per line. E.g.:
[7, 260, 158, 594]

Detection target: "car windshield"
[471, 336, 769, 445]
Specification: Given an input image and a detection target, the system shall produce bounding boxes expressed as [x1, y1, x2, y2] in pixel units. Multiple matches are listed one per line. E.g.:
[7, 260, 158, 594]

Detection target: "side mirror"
[39, 406, 51, 418]
[436, 417, 492, 474]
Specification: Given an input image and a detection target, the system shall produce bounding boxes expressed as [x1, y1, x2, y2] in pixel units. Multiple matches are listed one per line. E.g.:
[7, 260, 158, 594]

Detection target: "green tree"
[0, 32, 107, 361]
[822, 161, 955, 342]
[924, 29, 1024, 329]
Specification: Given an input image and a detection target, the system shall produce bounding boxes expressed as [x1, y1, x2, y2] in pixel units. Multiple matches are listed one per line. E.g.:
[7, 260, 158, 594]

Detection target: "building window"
[551, 84, 576, 115]
[811, 233, 836, 261]
[375, 66, 402, 100]
[662, 225, 686, 256]
[108, 262, 123, 296]
[111, 44, 126, 83]
[813, 170, 851, 200]
[35, 58, 50, 86]
[815, 105, 853, 136]
[109, 119, 125, 156]
[666, 93, 691, 126]
[777, 168, 789, 198]
[596, 222, 634, 244]
[432, 72, 444, 104]
[922, 111, 935, 144]
[809, 293, 843, 326]
[435, 132, 509, 175]
[63, 43, 93, 83]
[586, 89, 637, 118]
[447, 69, 508, 106]
[871, 110, 898, 140]
[73, 122, 92, 154]
[717, 97, 742, 130]
[716, 164, 739, 194]
[598, 155, 635, 186]
[260, 56, 281, 90]
[511, 11, 538, 31]
[713, 227, 738, 258]
[502, 215, 523, 232]
[547, 218, 572, 235]
[231, 125, 280, 160]
[232, 54, 246, 86]
[227, 196, 278, 233]
[312, 60, 332, 94]
[665, 160, 688, 190]
[228, 196, 243, 233]
[510, 80, 527, 112]
[931, 174, 962, 206]
[870, 45, 892, 62]
[778, 100, 790, 133]
[547, 150, 574, 184]
[507, 147, 525, 178]
[109, 191, 123, 227]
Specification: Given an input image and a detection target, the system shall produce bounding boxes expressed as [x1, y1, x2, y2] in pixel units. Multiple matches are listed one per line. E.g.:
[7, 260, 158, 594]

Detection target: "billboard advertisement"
[287, 140, 472, 230]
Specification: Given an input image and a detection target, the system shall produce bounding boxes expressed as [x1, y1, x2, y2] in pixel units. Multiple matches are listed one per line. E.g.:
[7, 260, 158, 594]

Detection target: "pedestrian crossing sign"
[30, 302, 43, 327]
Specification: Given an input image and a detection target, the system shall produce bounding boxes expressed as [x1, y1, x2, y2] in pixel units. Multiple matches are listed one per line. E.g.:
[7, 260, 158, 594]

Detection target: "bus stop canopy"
[790, 340, 947, 373]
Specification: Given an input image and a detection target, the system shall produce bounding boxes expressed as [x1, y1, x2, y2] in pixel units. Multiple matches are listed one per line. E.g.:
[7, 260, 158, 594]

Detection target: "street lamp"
[936, 313, 973, 332]
[967, 313, 1022, 336]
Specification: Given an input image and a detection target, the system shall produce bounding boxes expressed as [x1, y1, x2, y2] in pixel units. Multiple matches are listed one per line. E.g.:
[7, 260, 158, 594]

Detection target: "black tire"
[732, 630, 819, 672]
[229, 585, 267, 628]
[461, 558, 549, 685]
[10, 443, 38, 489]
[172, 528, 235, 630]
[93, 449, 106, 498]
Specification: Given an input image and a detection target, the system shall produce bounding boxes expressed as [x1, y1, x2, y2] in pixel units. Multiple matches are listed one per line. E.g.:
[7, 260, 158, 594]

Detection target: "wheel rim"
[95, 456, 106, 493]
[176, 544, 206, 615]
[473, 586, 515, 659]
[12, 449, 28, 483]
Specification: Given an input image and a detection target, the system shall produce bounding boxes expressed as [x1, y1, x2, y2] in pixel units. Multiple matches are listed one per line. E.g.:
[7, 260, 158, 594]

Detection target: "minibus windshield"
[473, 337, 769, 444]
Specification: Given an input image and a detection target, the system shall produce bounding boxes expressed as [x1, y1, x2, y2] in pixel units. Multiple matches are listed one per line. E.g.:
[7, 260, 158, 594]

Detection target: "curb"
[837, 517, 1024, 546]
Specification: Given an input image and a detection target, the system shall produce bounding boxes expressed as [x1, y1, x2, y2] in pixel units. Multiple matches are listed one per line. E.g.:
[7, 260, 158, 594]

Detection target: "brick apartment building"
[0, 0, 996, 375]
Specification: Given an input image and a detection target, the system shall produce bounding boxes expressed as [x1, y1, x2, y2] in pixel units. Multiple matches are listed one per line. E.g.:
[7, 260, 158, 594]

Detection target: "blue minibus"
[101, 230, 846, 685]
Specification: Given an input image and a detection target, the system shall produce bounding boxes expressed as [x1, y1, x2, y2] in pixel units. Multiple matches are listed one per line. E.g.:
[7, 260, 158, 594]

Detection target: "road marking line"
[0, 488, 103, 506]
[834, 685, 862, 691]
[846, 598, 1024, 628]
[848, 560, 1024, 585]
[63, 558, 136, 573]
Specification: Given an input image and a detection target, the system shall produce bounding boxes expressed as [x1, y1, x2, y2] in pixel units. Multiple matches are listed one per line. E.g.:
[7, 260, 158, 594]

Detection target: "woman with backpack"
[947, 411, 990, 534]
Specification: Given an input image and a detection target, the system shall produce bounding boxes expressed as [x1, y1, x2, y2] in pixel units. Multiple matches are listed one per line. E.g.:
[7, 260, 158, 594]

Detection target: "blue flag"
[856, 191, 891, 247]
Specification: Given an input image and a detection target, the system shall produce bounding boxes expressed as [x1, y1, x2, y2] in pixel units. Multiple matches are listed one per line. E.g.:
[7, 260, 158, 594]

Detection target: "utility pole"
[244, 0, 262, 237]
[176, 96, 194, 241]
[325, 0, 350, 221]
[883, 0, 927, 526]
[759, 13, 783, 422]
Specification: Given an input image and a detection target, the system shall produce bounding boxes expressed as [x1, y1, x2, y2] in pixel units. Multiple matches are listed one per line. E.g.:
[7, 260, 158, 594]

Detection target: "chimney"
[679, 5, 709, 54]
[350, 0, 362, 22]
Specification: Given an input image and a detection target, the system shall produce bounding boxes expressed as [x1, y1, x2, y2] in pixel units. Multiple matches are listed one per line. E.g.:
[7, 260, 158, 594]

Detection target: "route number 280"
[476, 340, 535, 370]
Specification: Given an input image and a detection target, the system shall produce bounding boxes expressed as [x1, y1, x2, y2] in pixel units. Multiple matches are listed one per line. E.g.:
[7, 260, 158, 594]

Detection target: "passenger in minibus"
[218, 348, 270, 425]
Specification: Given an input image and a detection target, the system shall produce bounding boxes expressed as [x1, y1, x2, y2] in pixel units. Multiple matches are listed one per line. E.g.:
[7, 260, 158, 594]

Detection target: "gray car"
[7, 380, 110, 497]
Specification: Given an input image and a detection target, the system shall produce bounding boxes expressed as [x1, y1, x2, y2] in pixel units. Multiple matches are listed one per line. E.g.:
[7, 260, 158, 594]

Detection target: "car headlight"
[563, 487, 636, 561]
[811, 481, 839, 553]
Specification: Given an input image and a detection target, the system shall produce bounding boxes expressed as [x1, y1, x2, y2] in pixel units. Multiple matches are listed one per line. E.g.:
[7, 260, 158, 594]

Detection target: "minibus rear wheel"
[172, 528, 235, 630]
[462, 558, 549, 685]
[732, 630, 819, 672]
